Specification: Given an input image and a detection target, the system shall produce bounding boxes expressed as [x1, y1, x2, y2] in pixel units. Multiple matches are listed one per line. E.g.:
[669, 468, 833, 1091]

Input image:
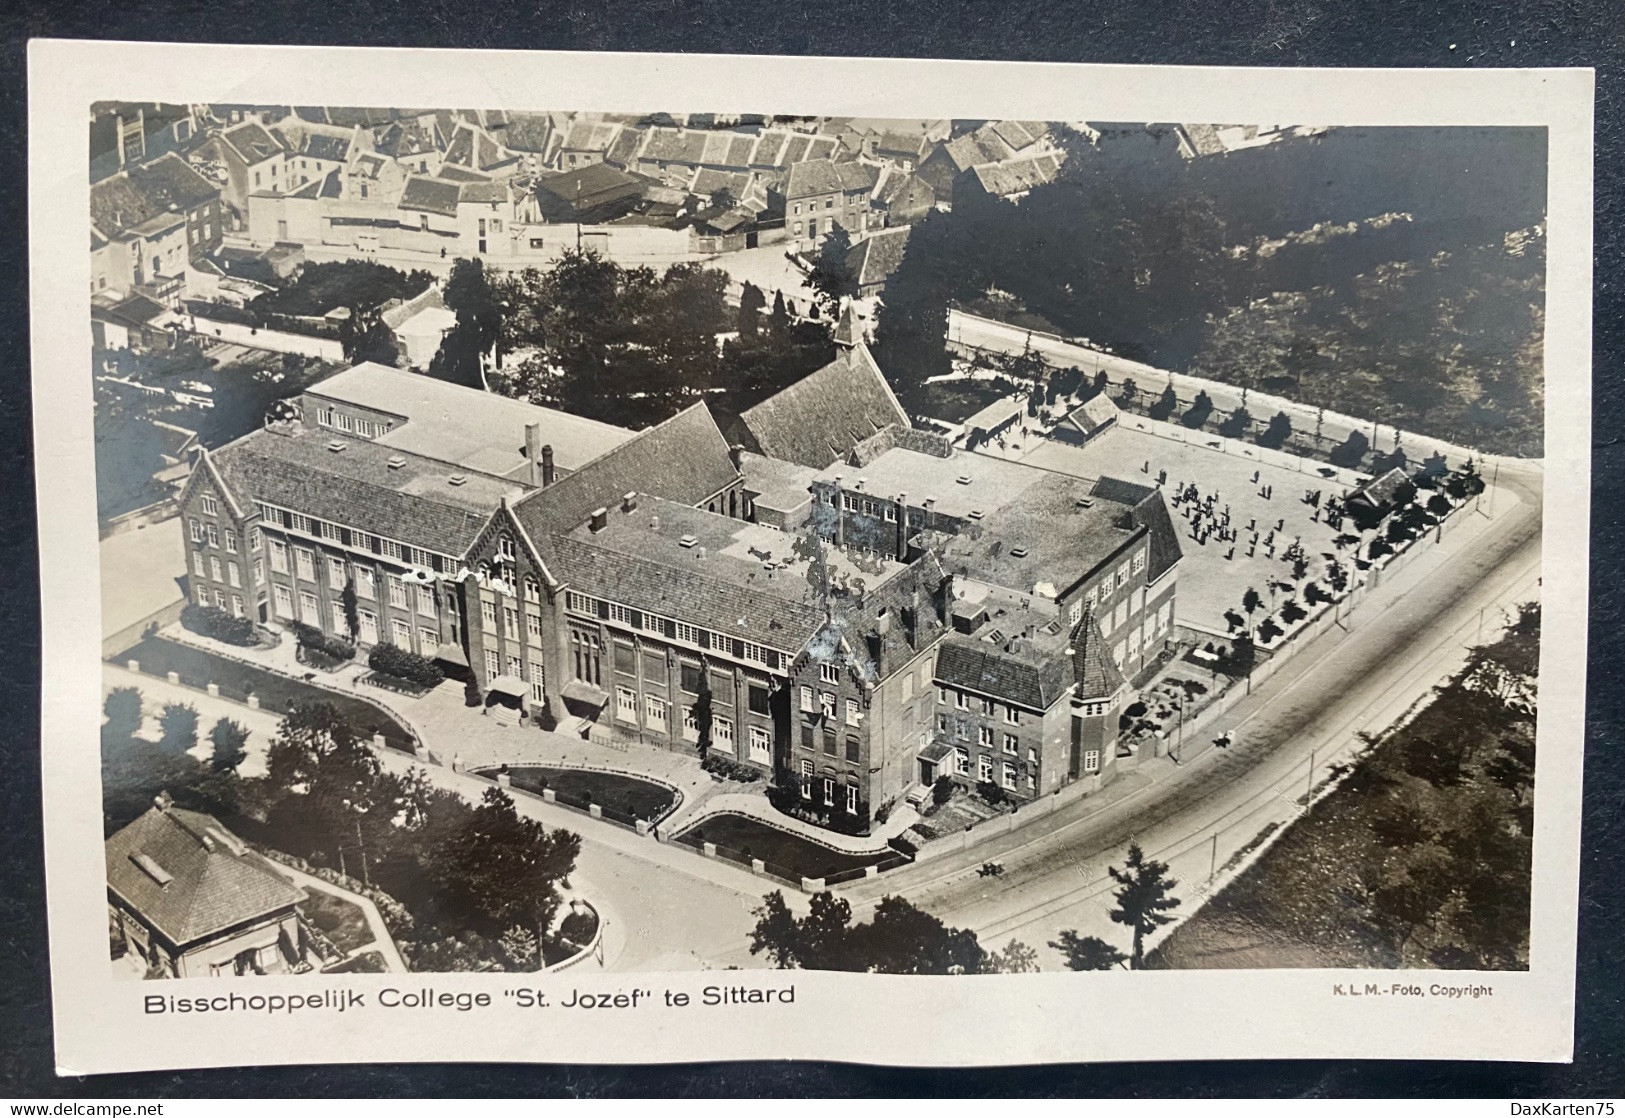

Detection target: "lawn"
[674, 812, 891, 880]
[499, 766, 677, 823]
[299, 888, 375, 955]
[115, 635, 418, 753]
[906, 377, 1020, 425]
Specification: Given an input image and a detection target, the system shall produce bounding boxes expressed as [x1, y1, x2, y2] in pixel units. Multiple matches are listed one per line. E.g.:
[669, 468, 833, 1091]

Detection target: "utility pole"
[1487, 460, 1500, 518]
[1208, 832, 1218, 884]
[355, 817, 371, 887]
[1305, 747, 1316, 812]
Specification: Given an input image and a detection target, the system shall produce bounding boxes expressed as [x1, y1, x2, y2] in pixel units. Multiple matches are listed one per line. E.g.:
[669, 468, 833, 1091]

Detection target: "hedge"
[367, 642, 445, 688]
[180, 603, 258, 646]
[292, 621, 355, 662]
[702, 754, 762, 783]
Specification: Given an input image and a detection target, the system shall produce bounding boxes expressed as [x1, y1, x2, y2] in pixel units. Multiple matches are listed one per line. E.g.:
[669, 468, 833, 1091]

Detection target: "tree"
[339, 307, 399, 367]
[983, 940, 1041, 973]
[499, 924, 540, 970]
[435, 786, 582, 943]
[1329, 429, 1370, 469]
[1180, 390, 1214, 430]
[749, 891, 991, 973]
[1241, 587, 1262, 616]
[737, 281, 766, 337]
[340, 577, 360, 639]
[1258, 410, 1293, 450]
[692, 668, 714, 761]
[1147, 385, 1178, 421]
[806, 226, 854, 316]
[208, 718, 249, 773]
[1050, 930, 1129, 971]
[1218, 406, 1252, 439]
[157, 703, 199, 754]
[103, 687, 144, 743]
[1107, 842, 1182, 968]
[429, 258, 505, 390]
[263, 702, 408, 863]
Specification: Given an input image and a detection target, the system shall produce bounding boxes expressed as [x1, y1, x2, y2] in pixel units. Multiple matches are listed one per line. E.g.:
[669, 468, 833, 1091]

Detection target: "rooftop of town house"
[551, 495, 882, 652]
[106, 801, 305, 947]
[210, 422, 521, 556]
[811, 443, 1049, 522]
[304, 363, 636, 480]
[845, 225, 913, 288]
[738, 451, 818, 515]
[937, 471, 1146, 597]
[934, 626, 1073, 712]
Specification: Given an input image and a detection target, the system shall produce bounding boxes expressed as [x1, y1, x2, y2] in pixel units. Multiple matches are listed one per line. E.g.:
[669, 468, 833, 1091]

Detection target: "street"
[838, 458, 1543, 969]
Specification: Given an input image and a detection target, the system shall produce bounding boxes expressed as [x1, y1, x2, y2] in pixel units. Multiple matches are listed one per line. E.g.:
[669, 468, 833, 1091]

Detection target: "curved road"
[838, 460, 1543, 967]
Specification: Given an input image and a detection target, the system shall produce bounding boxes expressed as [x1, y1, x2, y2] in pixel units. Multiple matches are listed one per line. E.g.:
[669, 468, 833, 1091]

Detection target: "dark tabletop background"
[0, 0, 1619, 1098]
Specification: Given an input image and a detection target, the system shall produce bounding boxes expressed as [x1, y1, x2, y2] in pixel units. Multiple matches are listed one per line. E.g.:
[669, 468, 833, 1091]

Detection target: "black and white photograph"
[29, 41, 1594, 1072]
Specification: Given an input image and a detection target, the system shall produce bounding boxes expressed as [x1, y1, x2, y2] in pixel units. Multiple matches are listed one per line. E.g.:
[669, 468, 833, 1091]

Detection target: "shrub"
[931, 775, 955, 805]
[702, 754, 762, 782]
[976, 780, 1007, 807]
[367, 642, 445, 688]
[292, 622, 355, 662]
[888, 833, 920, 857]
[181, 603, 258, 646]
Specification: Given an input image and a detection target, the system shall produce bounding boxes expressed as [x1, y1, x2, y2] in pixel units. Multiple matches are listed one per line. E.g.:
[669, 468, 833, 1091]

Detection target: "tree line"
[429, 253, 834, 429]
[747, 841, 1182, 973]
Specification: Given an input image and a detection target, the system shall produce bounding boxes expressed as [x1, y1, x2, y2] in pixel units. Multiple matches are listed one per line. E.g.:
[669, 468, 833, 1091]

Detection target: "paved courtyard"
[1018, 425, 1357, 634]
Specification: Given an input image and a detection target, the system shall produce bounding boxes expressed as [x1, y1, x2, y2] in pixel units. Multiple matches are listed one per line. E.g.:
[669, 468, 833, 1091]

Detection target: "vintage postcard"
[29, 40, 1592, 1073]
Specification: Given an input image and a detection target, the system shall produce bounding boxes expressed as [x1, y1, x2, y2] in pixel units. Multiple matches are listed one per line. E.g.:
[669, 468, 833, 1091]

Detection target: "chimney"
[895, 493, 908, 561]
[524, 423, 541, 485]
[589, 507, 609, 533]
[154, 790, 174, 812]
[696, 546, 707, 560]
[908, 580, 921, 646]
[728, 443, 745, 471]
[622, 491, 638, 514]
[541, 444, 555, 486]
[875, 607, 891, 636]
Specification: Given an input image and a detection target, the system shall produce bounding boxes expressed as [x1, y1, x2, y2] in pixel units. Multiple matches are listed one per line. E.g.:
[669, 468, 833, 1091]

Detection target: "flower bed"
[493, 766, 678, 824]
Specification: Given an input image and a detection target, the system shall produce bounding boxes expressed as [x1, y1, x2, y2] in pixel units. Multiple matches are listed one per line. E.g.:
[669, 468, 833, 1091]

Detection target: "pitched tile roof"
[374, 119, 439, 159]
[503, 112, 556, 154]
[990, 120, 1049, 150]
[784, 158, 880, 199]
[209, 422, 522, 557]
[511, 403, 739, 549]
[221, 121, 286, 165]
[398, 175, 462, 218]
[444, 123, 511, 171]
[1089, 476, 1183, 584]
[1069, 605, 1126, 699]
[738, 344, 910, 469]
[845, 226, 913, 288]
[90, 155, 219, 238]
[935, 632, 1071, 711]
[106, 804, 305, 946]
[970, 153, 1063, 197]
[299, 132, 353, 162]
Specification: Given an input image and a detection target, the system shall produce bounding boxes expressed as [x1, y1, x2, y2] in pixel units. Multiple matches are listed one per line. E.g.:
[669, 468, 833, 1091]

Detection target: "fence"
[668, 834, 805, 890]
[947, 308, 1508, 471]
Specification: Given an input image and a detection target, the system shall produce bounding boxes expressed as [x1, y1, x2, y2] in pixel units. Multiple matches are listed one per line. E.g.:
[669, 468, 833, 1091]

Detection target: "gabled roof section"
[935, 632, 1072, 711]
[503, 112, 556, 154]
[784, 158, 880, 198]
[221, 121, 286, 165]
[398, 175, 462, 218]
[512, 403, 740, 549]
[739, 344, 910, 470]
[845, 226, 913, 288]
[106, 804, 304, 946]
[970, 153, 1063, 197]
[1089, 476, 1183, 584]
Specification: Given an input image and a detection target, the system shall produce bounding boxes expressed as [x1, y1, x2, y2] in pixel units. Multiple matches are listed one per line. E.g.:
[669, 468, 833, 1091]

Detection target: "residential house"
[914, 125, 1017, 199]
[441, 121, 522, 179]
[775, 158, 883, 251]
[271, 120, 365, 191]
[373, 116, 444, 177]
[191, 121, 292, 223]
[554, 117, 626, 171]
[107, 796, 311, 978]
[90, 153, 225, 301]
[953, 152, 1066, 207]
